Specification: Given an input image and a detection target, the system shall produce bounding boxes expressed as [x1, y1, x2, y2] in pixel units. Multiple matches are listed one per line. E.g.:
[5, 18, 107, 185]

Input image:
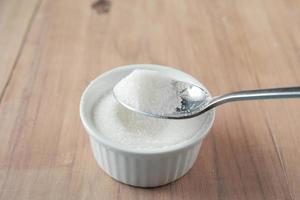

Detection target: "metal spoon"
[114, 81, 300, 119]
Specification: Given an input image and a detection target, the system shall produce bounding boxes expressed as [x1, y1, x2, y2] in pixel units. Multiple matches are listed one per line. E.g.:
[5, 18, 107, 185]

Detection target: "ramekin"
[80, 64, 215, 187]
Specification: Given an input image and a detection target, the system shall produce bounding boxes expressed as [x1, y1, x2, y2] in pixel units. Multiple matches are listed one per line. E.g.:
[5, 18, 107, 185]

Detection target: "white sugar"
[91, 69, 213, 150]
[113, 69, 182, 115]
[93, 91, 210, 150]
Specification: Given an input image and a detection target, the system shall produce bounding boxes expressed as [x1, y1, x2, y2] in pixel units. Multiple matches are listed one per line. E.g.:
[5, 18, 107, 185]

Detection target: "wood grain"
[0, 0, 300, 199]
[0, 0, 41, 99]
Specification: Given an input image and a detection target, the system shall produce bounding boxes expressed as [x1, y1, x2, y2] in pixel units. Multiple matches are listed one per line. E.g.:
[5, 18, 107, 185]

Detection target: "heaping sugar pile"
[92, 69, 212, 150]
[113, 69, 182, 115]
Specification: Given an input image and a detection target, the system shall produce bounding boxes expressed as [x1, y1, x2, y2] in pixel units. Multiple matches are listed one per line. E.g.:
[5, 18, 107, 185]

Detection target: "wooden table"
[1, 0, 300, 199]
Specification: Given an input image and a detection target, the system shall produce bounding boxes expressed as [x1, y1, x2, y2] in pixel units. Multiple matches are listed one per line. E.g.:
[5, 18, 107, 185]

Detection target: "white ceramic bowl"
[80, 64, 215, 187]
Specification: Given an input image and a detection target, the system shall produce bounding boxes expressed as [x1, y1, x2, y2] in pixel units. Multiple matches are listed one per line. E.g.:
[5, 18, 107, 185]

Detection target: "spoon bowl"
[114, 80, 210, 119]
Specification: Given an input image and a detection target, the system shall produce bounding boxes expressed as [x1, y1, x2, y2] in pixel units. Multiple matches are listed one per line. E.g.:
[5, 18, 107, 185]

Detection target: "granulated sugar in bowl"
[80, 64, 215, 187]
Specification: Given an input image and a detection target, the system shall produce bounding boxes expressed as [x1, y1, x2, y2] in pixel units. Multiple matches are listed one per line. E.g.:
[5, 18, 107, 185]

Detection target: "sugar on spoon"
[113, 71, 300, 119]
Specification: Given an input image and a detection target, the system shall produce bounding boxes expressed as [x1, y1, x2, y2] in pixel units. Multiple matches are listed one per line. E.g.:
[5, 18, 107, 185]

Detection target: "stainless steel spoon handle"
[198, 86, 300, 115]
